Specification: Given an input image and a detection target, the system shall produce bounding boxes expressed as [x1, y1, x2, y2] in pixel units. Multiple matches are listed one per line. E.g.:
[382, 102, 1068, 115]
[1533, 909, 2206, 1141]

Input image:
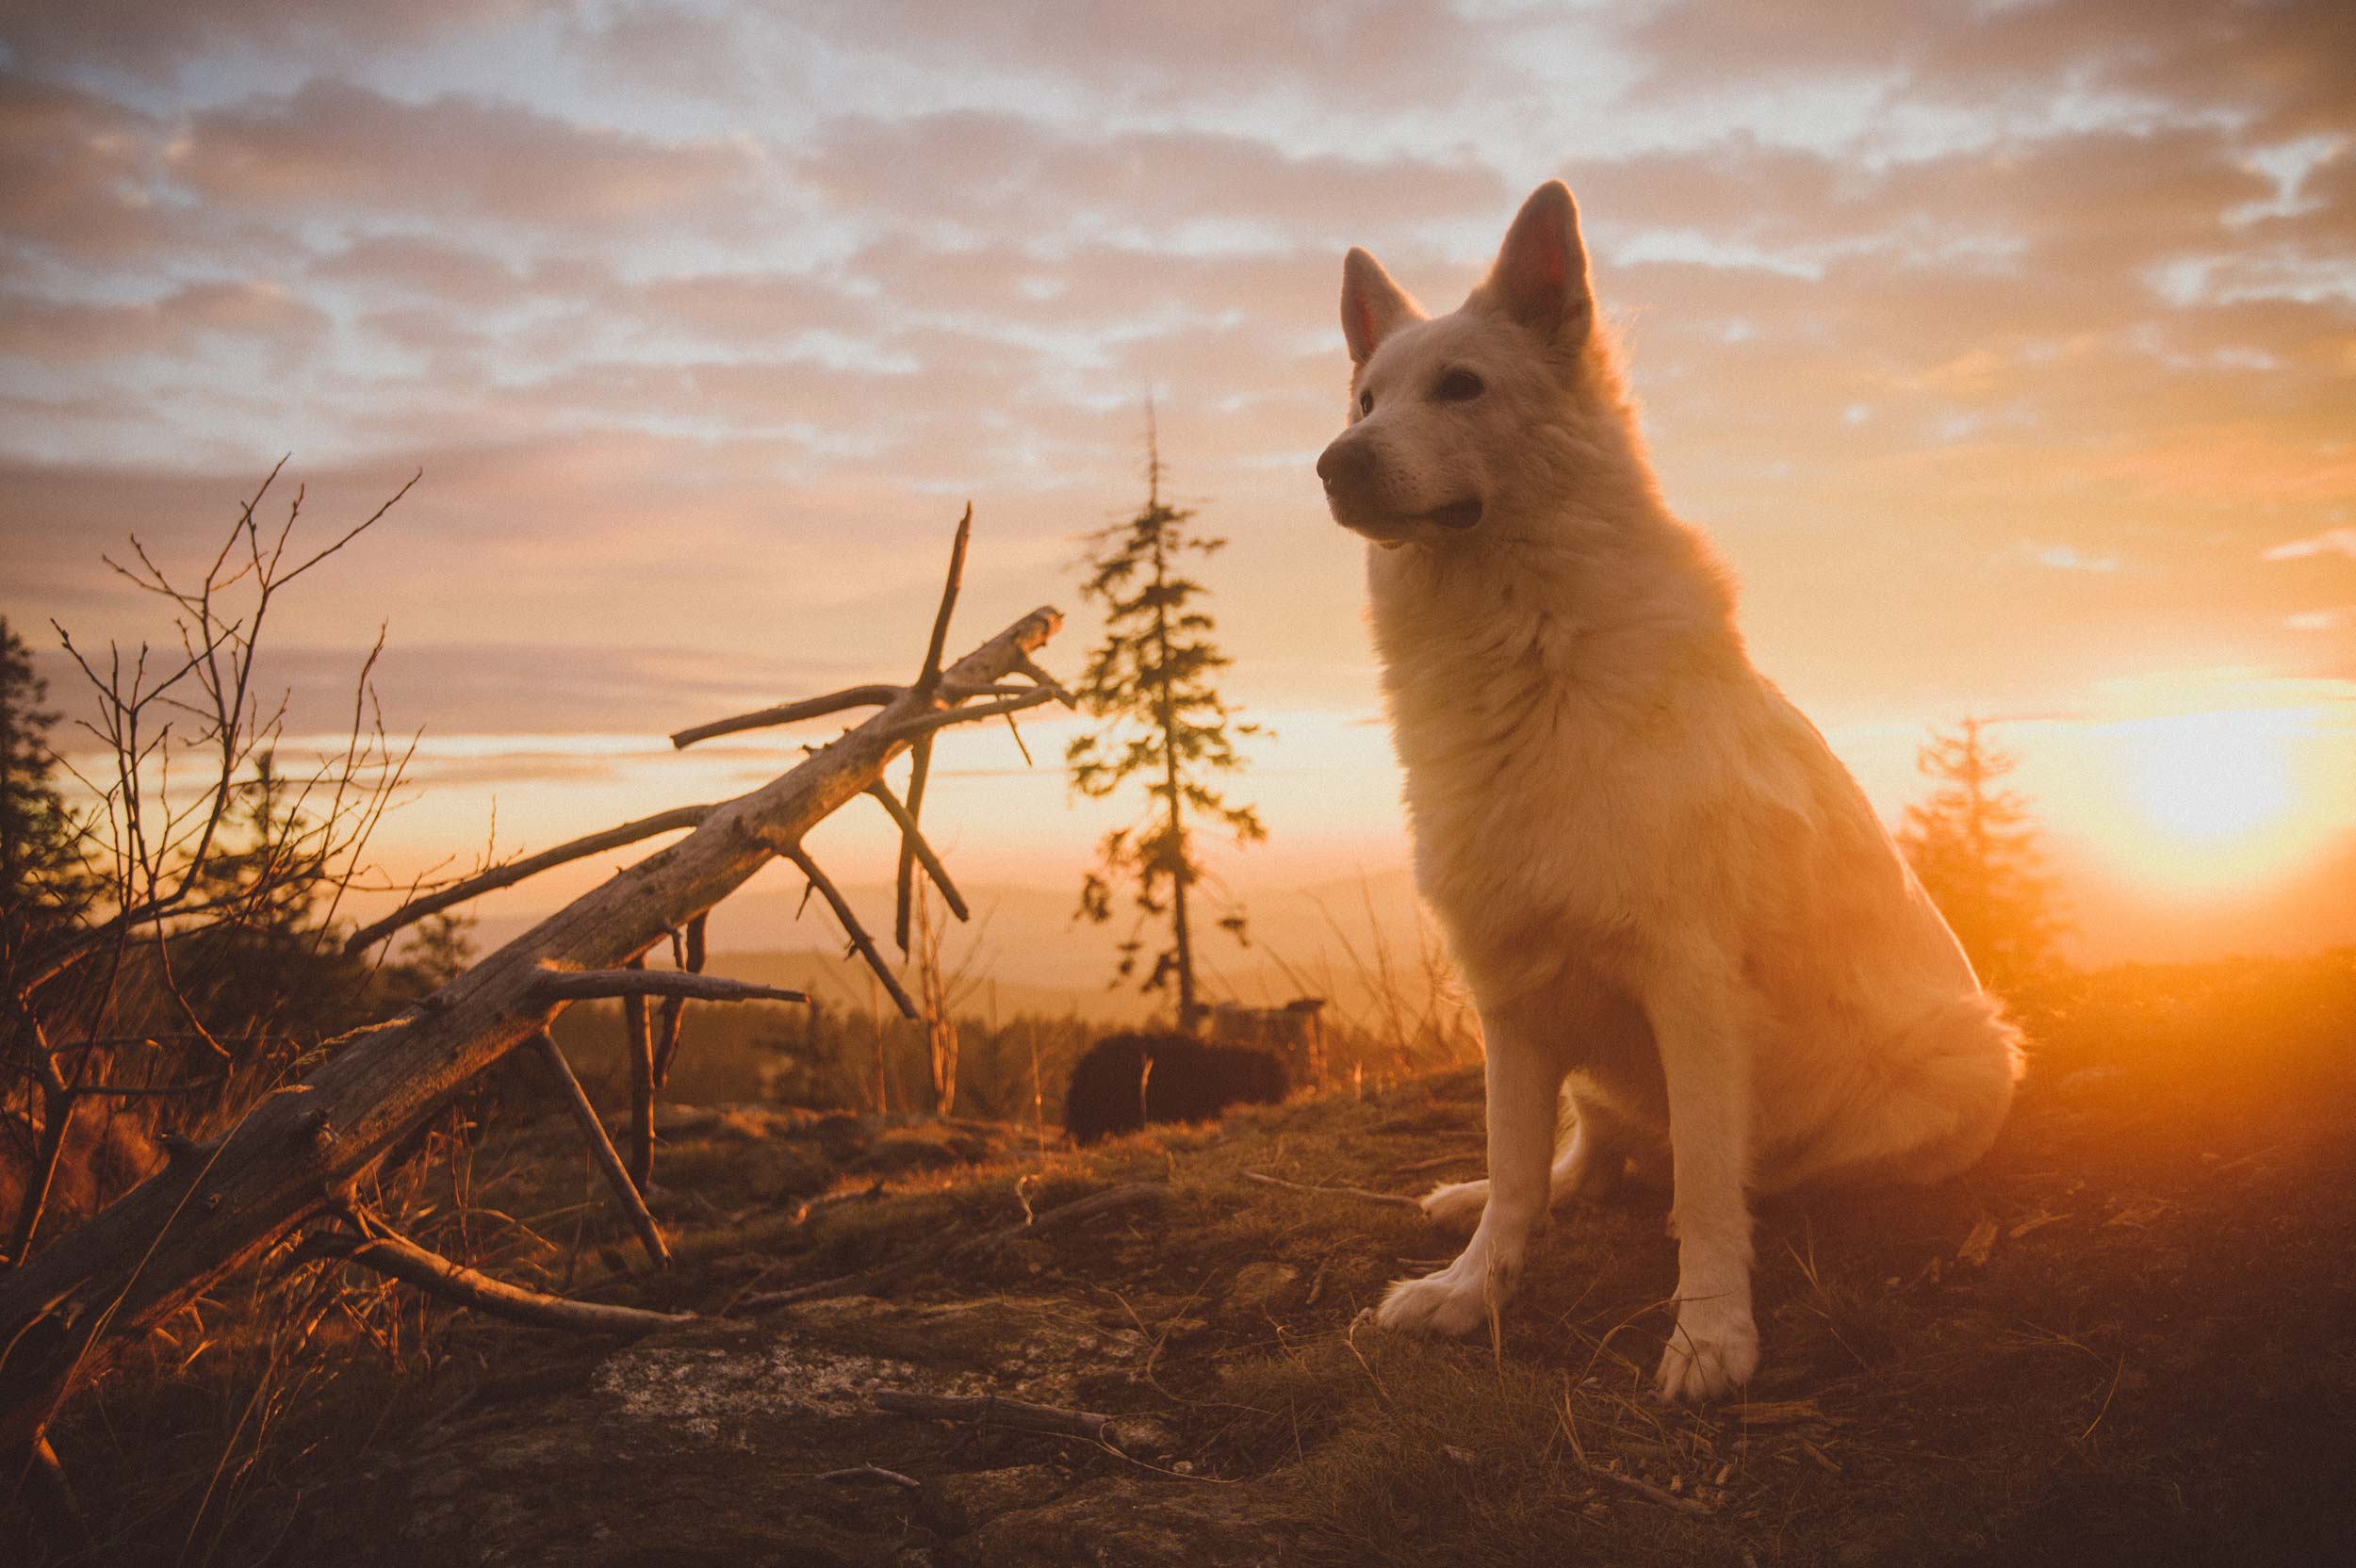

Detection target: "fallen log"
[0, 526, 1063, 1463]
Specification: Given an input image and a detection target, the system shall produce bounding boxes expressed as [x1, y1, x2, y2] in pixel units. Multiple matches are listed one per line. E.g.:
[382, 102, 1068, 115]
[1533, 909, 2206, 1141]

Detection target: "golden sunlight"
[2095, 708, 2341, 895]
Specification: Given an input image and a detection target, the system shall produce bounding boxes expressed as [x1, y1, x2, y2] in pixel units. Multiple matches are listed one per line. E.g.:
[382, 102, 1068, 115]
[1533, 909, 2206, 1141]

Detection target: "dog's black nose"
[1317, 437, 1376, 493]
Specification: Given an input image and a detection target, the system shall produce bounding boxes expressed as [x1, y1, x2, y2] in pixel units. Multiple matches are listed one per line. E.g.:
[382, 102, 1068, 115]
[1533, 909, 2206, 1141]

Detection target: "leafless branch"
[532, 968, 808, 1004]
[651, 912, 705, 1088]
[784, 847, 918, 1020]
[527, 1032, 668, 1268]
[884, 687, 1063, 744]
[912, 503, 973, 701]
[324, 1217, 692, 1335]
[667, 686, 903, 751]
[865, 783, 969, 923]
[892, 735, 934, 956]
[344, 804, 716, 954]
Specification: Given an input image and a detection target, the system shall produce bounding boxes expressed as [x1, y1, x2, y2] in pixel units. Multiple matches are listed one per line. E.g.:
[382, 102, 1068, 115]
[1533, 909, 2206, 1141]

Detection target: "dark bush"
[1063, 1030, 1289, 1144]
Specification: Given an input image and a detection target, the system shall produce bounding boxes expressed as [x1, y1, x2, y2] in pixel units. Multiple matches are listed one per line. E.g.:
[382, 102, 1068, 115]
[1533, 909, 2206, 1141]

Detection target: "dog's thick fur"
[1318, 182, 2023, 1400]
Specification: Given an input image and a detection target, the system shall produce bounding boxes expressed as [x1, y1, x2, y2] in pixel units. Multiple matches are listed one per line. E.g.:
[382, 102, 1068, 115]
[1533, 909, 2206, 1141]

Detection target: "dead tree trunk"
[0, 528, 1063, 1463]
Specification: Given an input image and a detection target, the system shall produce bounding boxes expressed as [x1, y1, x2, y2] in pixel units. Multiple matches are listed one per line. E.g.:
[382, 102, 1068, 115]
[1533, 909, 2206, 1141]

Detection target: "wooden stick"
[620, 956, 656, 1194]
[872, 1390, 1117, 1445]
[529, 1031, 668, 1268]
[668, 684, 904, 750]
[745, 1183, 1165, 1307]
[895, 509, 968, 952]
[785, 846, 919, 1020]
[1577, 1457, 1720, 1517]
[345, 804, 715, 953]
[534, 968, 808, 1004]
[791, 1178, 886, 1226]
[893, 736, 933, 955]
[1243, 1169, 1424, 1213]
[333, 1223, 693, 1336]
[886, 688, 1062, 744]
[912, 504, 972, 701]
[1011, 652, 1076, 707]
[651, 912, 707, 1087]
[866, 782, 969, 923]
[817, 1464, 922, 1489]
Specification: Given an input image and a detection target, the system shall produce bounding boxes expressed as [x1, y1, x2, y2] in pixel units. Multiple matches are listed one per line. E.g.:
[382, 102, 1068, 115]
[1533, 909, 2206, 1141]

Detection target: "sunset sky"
[3, 0, 2352, 971]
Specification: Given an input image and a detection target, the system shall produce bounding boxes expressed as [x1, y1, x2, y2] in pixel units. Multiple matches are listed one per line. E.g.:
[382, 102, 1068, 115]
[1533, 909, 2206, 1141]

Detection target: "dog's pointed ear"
[1341, 248, 1423, 367]
[1481, 180, 1594, 346]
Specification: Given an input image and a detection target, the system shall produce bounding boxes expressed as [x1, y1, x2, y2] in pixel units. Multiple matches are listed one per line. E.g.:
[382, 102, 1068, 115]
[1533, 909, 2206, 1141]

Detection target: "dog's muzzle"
[1317, 436, 1481, 536]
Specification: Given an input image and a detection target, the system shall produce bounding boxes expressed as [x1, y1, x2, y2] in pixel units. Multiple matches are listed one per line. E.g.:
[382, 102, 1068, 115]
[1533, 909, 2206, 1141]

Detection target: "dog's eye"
[1357, 390, 1373, 416]
[1434, 368, 1484, 401]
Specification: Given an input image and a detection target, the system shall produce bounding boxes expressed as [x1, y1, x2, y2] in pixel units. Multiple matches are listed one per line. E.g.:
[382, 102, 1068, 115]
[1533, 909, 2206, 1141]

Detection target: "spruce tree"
[1896, 717, 2066, 992]
[0, 616, 86, 956]
[1067, 418, 1264, 1028]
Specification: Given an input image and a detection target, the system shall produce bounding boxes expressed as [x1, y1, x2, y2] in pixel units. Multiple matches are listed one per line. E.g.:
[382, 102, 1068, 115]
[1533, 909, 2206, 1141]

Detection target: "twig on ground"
[743, 1183, 1167, 1308]
[325, 1219, 694, 1335]
[1244, 1169, 1424, 1212]
[817, 1464, 923, 1490]
[1577, 1457, 1721, 1516]
[1389, 1153, 1472, 1177]
[873, 1390, 1119, 1445]
[793, 1179, 888, 1226]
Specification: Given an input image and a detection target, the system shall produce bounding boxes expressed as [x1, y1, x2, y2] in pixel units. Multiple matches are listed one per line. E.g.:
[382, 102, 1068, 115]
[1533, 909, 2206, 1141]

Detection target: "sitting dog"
[1317, 180, 2023, 1400]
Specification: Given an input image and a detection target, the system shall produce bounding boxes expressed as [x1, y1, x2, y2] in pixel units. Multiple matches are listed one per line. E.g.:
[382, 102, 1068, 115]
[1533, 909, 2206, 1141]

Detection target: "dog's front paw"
[1376, 1269, 1489, 1337]
[1419, 1178, 1488, 1233]
[1654, 1303, 1759, 1402]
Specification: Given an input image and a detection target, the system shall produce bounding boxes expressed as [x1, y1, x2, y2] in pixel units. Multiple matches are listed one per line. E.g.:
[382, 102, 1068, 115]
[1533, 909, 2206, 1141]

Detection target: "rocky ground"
[26, 955, 2356, 1566]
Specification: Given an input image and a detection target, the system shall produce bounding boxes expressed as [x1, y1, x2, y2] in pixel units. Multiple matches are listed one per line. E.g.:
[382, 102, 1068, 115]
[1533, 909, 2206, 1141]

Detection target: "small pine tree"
[1896, 717, 2066, 992]
[1067, 416, 1265, 1029]
[0, 616, 88, 956]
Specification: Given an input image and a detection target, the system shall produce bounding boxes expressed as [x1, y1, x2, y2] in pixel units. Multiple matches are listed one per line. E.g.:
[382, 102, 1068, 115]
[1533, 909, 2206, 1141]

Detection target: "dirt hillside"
[28, 955, 2356, 1567]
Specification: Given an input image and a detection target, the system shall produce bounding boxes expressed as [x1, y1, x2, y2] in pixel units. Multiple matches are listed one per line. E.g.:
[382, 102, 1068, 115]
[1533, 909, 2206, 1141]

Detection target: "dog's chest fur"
[1365, 526, 1766, 1009]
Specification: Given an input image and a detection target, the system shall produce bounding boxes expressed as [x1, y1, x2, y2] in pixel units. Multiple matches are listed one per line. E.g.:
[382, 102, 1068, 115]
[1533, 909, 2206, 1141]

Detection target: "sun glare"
[2097, 708, 2339, 895]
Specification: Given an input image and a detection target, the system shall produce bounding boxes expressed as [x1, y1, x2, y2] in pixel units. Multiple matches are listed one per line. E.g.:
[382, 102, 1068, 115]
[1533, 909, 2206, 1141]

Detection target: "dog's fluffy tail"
[1769, 993, 2026, 1193]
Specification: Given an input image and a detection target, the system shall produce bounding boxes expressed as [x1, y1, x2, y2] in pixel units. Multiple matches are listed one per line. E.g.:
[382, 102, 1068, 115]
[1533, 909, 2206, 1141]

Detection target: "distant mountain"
[471, 866, 1449, 1027]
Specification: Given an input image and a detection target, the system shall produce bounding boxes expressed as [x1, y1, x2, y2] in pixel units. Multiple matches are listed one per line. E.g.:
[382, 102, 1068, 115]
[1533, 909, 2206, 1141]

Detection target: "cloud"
[306, 234, 528, 301]
[0, 75, 178, 260]
[2264, 527, 2356, 562]
[2285, 607, 2355, 631]
[0, 0, 532, 77]
[0, 277, 326, 363]
[2031, 545, 2123, 574]
[801, 110, 1508, 249]
[793, 0, 1508, 115]
[172, 78, 772, 233]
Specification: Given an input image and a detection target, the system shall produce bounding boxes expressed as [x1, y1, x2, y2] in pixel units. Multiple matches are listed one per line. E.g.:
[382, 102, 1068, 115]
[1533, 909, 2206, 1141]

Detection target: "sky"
[3, 0, 2353, 972]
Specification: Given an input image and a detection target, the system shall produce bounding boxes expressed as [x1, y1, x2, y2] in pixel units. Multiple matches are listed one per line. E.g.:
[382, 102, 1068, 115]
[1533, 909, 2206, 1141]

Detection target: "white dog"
[1319, 181, 2023, 1400]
